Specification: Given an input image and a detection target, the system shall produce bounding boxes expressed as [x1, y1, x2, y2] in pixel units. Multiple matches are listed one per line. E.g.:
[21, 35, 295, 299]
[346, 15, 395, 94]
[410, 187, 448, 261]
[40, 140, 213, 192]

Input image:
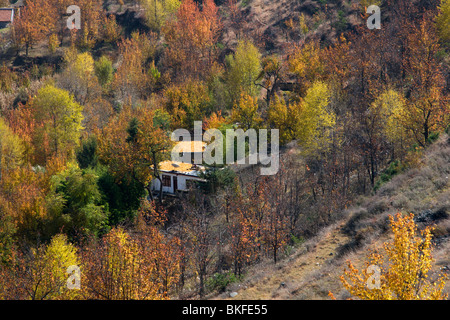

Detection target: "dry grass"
[209, 134, 450, 300]
[210, 221, 351, 300]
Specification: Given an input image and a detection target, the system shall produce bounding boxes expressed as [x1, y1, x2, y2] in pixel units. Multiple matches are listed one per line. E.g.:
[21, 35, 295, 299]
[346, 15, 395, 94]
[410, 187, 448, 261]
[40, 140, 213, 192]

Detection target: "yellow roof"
[172, 141, 206, 153]
[158, 161, 202, 173]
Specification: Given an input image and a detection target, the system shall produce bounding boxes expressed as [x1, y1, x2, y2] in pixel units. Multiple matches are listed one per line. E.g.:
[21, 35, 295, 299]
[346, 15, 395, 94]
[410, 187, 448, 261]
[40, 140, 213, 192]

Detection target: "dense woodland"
[0, 0, 449, 299]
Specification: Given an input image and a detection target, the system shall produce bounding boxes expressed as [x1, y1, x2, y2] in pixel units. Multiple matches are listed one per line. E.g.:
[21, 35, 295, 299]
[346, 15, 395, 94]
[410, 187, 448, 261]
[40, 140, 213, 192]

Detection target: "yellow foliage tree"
[83, 227, 167, 300]
[288, 40, 325, 96]
[268, 82, 335, 151]
[298, 81, 335, 155]
[267, 95, 301, 145]
[230, 93, 262, 130]
[32, 84, 84, 163]
[370, 89, 411, 157]
[7, 234, 81, 300]
[437, 0, 450, 42]
[139, 0, 181, 31]
[0, 117, 24, 181]
[163, 79, 212, 129]
[334, 213, 447, 300]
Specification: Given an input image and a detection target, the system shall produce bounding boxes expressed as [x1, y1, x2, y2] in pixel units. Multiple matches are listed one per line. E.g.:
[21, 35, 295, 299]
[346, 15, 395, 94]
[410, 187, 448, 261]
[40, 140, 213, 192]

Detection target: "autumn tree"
[256, 54, 285, 105]
[203, 111, 226, 131]
[49, 0, 73, 45]
[140, 0, 181, 31]
[59, 48, 101, 104]
[163, 79, 212, 129]
[225, 39, 262, 106]
[112, 33, 153, 105]
[31, 84, 84, 163]
[288, 40, 325, 97]
[333, 213, 447, 300]
[257, 178, 289, 264]
[82, 227, 165, 299]
[267, 95, 300, 145]
[230, 93, 262, 130]
[101, 14, 122, 44]
[370, 89, 410, 160]
[0, 118, 24, 264]
[163, 0, 221, 81]
[182, 194, 215, 297]
[1, 234, 80, 300]
[298, 81, 336, 156]
[75, 0, 103, 50]
[13, 0, 57, 56]
[436, 0, 450, 43]
[227, 191, 259, 277]
[0, 118, 24, 182]
[98, 106, 173, 203]
[402, 16, 449, 147]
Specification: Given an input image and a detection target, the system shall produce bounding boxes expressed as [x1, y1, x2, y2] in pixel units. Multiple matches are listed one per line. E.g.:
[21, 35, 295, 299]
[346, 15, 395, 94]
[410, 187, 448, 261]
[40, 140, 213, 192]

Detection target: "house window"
[162, 175, 171, 187]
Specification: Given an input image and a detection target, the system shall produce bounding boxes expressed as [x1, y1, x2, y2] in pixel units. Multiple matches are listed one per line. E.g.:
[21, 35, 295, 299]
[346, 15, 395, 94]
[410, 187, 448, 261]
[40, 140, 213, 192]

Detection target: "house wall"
[151, 173, 199, 194]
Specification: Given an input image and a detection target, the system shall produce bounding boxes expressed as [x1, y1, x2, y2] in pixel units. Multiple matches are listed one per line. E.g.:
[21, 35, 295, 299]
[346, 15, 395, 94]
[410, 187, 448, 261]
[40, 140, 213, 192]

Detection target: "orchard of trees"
[0, 0, 449, 299]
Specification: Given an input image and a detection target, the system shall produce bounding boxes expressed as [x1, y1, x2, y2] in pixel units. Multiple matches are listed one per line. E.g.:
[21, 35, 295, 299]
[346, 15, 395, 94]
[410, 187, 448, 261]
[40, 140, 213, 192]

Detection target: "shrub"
[374, 160, 404, 192]
[94, 56, 114, 87]
[206, 272, 239, 293]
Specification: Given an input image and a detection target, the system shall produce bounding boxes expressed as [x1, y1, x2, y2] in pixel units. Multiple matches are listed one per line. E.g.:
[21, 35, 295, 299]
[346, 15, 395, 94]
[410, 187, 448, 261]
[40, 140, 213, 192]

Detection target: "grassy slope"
[212, 134, 450, 300]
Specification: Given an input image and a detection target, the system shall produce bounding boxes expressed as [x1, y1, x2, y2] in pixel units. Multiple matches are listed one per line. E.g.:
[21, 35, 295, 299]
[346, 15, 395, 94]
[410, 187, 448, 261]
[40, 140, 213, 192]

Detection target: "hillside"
[213, 133, 450, 300]
[0, 0, 449, 301]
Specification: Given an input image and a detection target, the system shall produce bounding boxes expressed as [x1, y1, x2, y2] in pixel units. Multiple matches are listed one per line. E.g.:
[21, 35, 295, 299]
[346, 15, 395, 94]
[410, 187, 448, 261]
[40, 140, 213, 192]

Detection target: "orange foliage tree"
[112, 33, 153, 105]
[163, 0, 221, 81]
[98, 106, 173, 202]
[82, 227, 165, 299]
[13, 0, 57, 56]
[402, 16, 449, 147]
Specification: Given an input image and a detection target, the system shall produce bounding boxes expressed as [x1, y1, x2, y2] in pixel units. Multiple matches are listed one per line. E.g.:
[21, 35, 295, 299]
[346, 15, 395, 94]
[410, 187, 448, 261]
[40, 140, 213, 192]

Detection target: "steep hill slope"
[212, 134, 450, 300]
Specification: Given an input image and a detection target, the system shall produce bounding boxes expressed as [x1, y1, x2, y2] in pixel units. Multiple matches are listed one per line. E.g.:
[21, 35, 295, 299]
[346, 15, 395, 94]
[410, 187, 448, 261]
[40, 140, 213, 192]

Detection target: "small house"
[151, 161, 206, 195]
[0, 8, 14, 29]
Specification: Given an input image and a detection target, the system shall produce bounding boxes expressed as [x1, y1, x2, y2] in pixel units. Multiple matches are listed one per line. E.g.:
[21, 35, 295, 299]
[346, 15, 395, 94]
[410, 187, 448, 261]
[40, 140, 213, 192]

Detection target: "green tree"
[139, 0, 181, 31]
[94, 56, 114, 88]
[76, 136, 99, 169]
[0, 117, 24, 181]
[47, 167, 108, 239]
[225, 39, 262, 106]
[32, 85, 84, 162]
